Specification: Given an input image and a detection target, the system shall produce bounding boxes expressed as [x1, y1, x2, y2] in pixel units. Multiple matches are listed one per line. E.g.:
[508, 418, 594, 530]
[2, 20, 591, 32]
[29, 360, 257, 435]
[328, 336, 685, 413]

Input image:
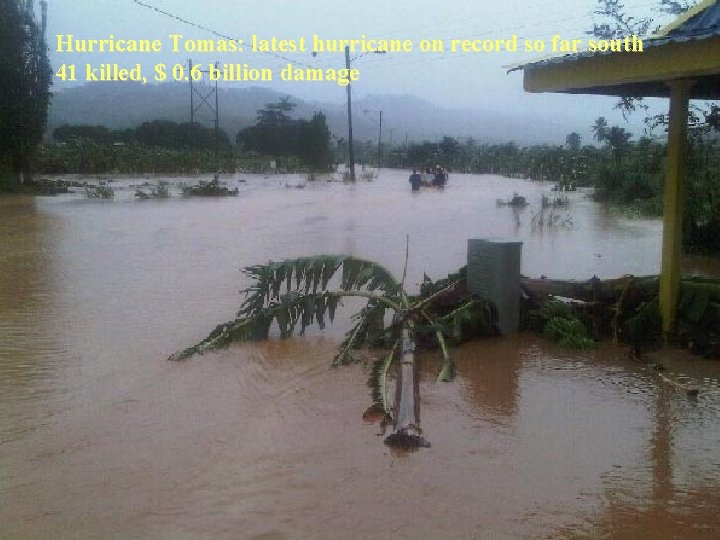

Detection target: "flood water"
[2, 170, 719, 538]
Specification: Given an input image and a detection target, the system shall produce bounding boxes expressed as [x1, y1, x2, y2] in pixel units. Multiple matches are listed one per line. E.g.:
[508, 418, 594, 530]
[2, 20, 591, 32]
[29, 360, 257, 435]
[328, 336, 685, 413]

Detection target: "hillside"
[49, 83, 581, 145]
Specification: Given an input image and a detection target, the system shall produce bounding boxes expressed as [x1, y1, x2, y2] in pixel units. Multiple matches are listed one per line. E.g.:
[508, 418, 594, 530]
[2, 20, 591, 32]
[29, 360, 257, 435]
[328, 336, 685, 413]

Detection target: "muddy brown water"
[1, 171, 719, 539]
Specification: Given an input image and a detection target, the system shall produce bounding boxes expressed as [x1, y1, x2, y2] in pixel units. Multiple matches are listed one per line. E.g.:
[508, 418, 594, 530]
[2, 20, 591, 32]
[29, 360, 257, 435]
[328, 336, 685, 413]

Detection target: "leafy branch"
[169, 255, 499, 447]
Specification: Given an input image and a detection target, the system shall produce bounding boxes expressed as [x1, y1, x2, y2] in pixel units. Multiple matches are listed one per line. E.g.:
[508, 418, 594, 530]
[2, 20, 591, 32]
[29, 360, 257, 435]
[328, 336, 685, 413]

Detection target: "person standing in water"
[433, 165, 447, 187]
[409, 169, 422, 192]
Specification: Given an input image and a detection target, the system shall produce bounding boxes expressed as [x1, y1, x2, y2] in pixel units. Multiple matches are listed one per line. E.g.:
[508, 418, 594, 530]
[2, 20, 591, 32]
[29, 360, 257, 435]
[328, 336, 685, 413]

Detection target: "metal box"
[467, 238, 523, 334]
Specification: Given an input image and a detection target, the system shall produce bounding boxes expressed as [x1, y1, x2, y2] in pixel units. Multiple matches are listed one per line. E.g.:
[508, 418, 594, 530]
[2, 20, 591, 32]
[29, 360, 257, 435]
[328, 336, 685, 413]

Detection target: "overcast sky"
[46, 0, 679, 137]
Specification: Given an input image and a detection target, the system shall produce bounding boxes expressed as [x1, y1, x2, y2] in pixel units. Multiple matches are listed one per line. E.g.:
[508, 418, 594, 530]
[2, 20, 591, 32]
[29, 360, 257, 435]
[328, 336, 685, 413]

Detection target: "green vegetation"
[0, 0, 52, 190]
[33, 98, 334, 176]
[522, 274, 720, 357]
[169, 255, 497, 447]
[85, 183, 114, 199]
[37, 114, 720, 254]
[36, 120, 234, 175]
[35, 139, 235, 175]
[236, 98, 333, 171]
[536, 299, 595, 350]
[54, 120, 232, 152]
[676, 280, 720, 353]
[394, 128, 720, 253]
[399, 137, 593, 188]
[587, 126, 720, 254]
[135, 181, 170, 199]
[585, 0, 720, 251]
[181, 176, 238, 197]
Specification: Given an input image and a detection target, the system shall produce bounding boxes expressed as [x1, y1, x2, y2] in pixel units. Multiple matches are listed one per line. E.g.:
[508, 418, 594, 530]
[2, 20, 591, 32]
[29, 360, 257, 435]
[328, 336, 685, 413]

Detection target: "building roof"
[656, 0, 720, 39]
[511, 0, 720, 99]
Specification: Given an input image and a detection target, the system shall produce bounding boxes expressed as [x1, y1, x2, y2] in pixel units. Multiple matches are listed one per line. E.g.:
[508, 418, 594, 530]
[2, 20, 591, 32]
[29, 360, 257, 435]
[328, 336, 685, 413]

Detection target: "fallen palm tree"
[521, 274, 720, 357]
[169, 255, 497, 448]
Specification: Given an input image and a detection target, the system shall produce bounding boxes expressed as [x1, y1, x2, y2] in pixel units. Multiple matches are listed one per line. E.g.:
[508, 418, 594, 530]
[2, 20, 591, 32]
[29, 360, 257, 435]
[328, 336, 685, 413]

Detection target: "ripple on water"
[1, 175, 719, 538]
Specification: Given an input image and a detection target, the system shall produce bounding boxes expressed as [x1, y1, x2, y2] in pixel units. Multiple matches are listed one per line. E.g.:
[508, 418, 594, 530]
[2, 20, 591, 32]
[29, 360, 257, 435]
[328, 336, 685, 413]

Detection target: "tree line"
[37, 98, 334, 175]
[235, 97, 333, 171]
[390, 120, 719, 253]
[53, 121, 232, 152]
[0, 1, 336, 185]
[0, 0, 51, 189]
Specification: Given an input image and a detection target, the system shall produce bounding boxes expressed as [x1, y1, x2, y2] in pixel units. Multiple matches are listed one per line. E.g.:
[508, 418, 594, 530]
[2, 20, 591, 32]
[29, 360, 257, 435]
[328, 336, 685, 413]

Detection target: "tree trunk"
[394, 329, 419, 432]
[9, 153, 23, 188]
[22, 157, 33, 185]
[385, 328, 428, 448]
[521, 275, 659, 302]
[521, 275, 720, 304]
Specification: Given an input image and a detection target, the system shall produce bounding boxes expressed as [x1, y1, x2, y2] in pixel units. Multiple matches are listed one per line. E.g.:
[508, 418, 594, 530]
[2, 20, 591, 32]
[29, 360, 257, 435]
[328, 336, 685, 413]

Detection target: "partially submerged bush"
[538, 299, 595, 350]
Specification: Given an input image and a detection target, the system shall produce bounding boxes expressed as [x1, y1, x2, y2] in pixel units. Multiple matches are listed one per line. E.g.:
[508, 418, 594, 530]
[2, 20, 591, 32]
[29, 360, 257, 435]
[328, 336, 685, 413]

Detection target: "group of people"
[408, 165, 448, 191]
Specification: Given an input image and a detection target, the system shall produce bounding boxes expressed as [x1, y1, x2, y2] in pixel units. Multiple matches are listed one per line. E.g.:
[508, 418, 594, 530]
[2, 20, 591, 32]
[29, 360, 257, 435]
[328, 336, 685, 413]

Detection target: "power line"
[124, 0, 671, 79]
[129, 0, 236, 43]
[126, 0, 332, 70]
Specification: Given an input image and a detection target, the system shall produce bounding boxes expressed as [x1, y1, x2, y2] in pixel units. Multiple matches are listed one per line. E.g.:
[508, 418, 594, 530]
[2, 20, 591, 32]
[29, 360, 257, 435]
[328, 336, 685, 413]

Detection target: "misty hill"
[48, 83, 577, 146]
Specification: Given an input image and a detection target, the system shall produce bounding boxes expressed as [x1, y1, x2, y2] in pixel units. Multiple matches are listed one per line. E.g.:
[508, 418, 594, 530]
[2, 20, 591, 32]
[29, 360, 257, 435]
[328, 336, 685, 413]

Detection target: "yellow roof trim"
[522, 36, 720, 97]
[654, 0, 718, 37]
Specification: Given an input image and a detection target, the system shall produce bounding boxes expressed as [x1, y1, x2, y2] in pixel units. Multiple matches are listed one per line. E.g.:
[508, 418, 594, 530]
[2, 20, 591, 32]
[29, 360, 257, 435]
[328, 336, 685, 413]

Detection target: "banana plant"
[169, 255, 496, 448]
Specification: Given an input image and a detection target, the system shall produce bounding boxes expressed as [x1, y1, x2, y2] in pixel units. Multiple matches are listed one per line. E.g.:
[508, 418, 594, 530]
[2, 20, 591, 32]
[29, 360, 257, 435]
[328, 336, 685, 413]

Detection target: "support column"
[659, 80, 693, 335]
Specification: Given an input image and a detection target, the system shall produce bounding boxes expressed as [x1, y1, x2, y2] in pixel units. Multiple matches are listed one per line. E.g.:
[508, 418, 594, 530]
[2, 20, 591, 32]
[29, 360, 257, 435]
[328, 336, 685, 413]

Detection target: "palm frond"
[416, 308, 456, 382]
[168, 314, 272, 361]
[434, 329, 455, 382]
[170, 291, 353, 360]
[367, 343, 399, 414]
[333, 299, 392, 365]
[437, 360, 455, 383]
[418, 266, 467, 300]
[340, 257, 400, 293]
[171, 254, 404, 361]
[435, 299, 497, 345]
[239, 256, 400, 318]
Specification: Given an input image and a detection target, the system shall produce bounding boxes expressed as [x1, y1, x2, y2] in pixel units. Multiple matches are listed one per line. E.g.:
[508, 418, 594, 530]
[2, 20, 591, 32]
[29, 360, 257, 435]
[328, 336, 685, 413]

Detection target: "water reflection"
[567, 375, 720, 538]
[454, 336, 525, 423]
[0, 197, 64, 442]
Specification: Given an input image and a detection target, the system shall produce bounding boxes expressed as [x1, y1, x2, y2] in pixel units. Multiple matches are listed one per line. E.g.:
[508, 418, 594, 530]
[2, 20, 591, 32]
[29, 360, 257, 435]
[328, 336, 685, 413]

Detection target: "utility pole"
[188, 60, 220, 166]
[214, 61, 219, 164]
[345, 46, 355, 181]
[189, 59, 194, 151]
[377, 110, 383, 172]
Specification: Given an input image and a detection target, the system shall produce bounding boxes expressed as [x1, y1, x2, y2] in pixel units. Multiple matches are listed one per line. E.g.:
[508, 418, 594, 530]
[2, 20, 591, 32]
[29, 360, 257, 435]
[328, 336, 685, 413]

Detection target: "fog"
[47, 0, 678, 140]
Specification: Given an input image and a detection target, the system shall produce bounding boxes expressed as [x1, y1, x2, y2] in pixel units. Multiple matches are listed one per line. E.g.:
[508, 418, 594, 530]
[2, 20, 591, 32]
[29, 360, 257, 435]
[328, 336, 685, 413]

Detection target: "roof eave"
[522, 35, 720, 99]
